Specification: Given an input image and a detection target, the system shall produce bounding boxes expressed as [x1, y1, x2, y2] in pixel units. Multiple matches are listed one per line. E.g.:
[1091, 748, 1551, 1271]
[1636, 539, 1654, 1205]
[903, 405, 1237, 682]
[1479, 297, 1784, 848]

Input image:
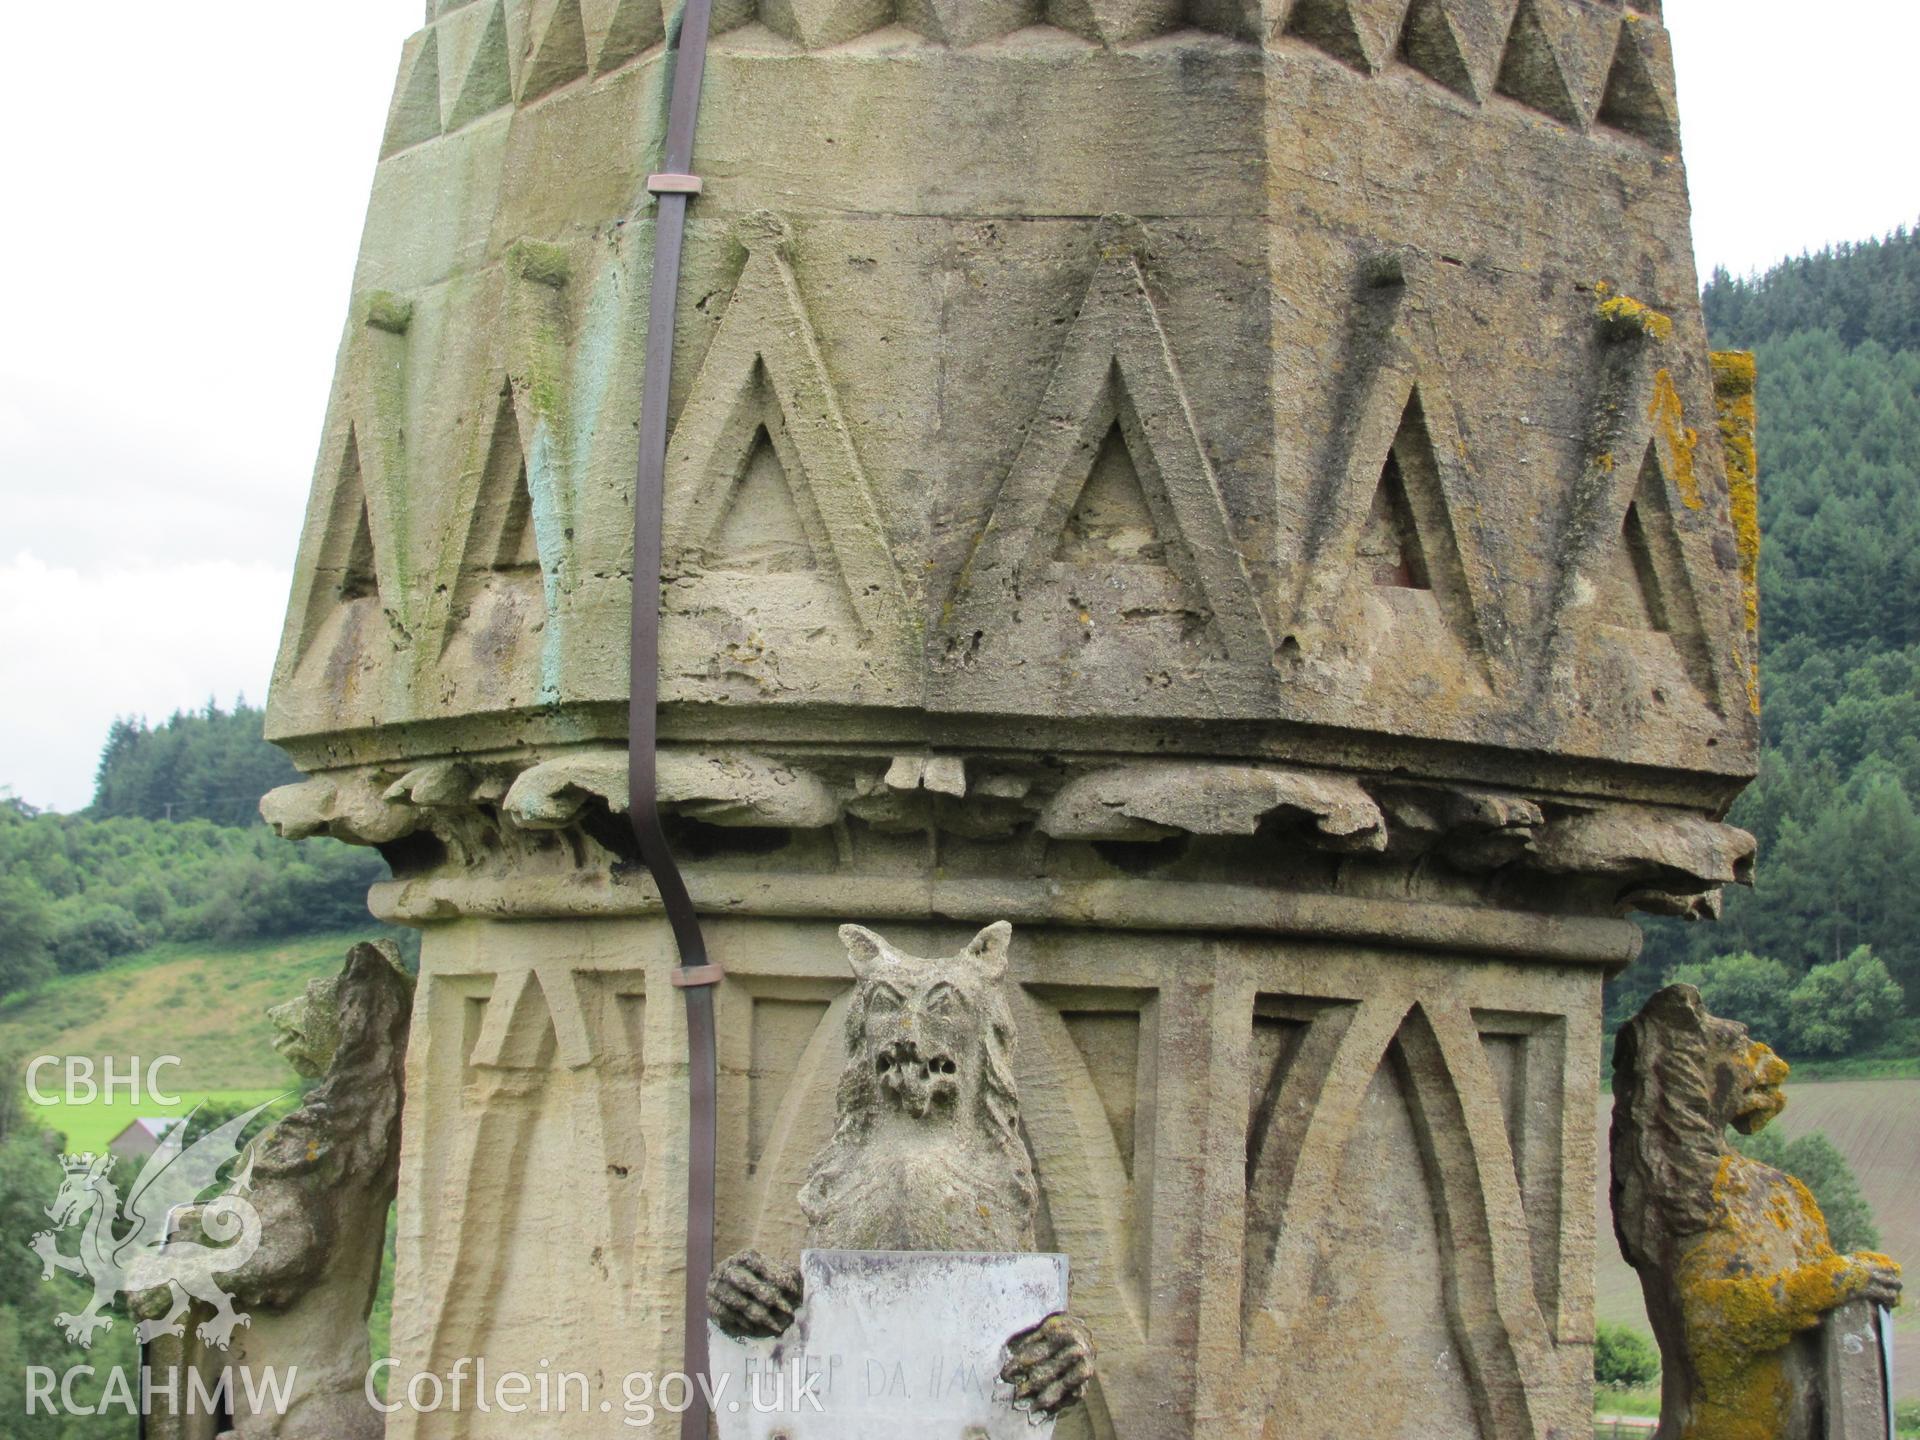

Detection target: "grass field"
[0, 931, 358, 1081]
[28, 1088, 296, 1153]
[1595, 1078, 1920, 1399]
[1, 931, 361, 1149]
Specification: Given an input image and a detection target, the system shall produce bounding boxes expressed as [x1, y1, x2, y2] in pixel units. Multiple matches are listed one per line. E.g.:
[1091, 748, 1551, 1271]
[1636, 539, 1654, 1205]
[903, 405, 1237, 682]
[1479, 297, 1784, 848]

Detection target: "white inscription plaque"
[710, 1249, 1068, 1440]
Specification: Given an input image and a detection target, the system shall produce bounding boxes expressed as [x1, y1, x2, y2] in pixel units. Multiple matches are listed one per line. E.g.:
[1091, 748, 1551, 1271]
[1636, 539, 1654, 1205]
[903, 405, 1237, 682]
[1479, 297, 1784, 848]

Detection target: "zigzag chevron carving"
[521, 0, 589, 102]
[1595, 13, 1680, 149]
[1267, 0, 1679, 148]
[444, 0, 512, 131]
[1396, 0, 1485, 100]
[741, 0, 1261, 47]
[1494, 0, 1580, 123]
[1285, 0, 1410, 74]
[381, 29, 443, 157]
[378, 0, 1672, 142]
[594, 0, 665, 72]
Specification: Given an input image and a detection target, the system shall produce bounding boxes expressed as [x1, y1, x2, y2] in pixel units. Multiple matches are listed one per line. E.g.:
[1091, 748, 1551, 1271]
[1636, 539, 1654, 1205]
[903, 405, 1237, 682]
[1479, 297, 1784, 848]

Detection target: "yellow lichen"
[1664, 1151, 1891, 1439]
[1713, 351, 1761, 709]
[1648, 369, 1704, 510]
[1596, 284, 1677, 343]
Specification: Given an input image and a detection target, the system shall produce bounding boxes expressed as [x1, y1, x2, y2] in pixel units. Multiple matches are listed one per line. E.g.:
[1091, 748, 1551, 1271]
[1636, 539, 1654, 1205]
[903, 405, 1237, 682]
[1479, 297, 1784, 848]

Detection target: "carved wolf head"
[799, 922, 1037, 1250]
[840, 921, 1012, 1123]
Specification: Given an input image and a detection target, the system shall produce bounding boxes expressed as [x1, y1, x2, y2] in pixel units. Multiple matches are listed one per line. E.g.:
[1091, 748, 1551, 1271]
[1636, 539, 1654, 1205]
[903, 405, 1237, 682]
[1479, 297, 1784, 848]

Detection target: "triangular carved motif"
[294, 430, 386, 663]
[1495, 0, 1579, 125]
[1185, 0, 1261, 41]
[381, 29, 443, 157]
[1597, 444, 1716, 699]
[896, 0, 1039, 45]
[473, 970, 561, 1071]
[1364, 395, 1481, 659]
[1243, 1000, 1355, 1335]
[1285, 0, 1375, 71]
[447, 0, 513, 131]
[1289, 331, 1497, 685]
[1596, 17, 1678, 150]
[521, 0, 589, 101]
[1052, 423, 1165, 568]
[1047, 0, 1182, 46]
[446, 387, 547, 650]
[1596, 495, 1666, 632]
[707, 0, 760, 37]
[1473, 1010, 1566, 1323]
[1380, 1008, 1533, 1433]
[594, 0, 665, 71]
[279, 298, 417, 696]
[1553, 335, 1733, 715]
[673, 368, 862, 632]
[1398, 0, 1477, 99]
[661, 215, 913, 687]
[940, 226, 1271, 695]
[479, 390, 540, 572]
[704, 420, 824, 576]
[470, 965, 596, 1071]
[1361, 450, 1430, 590]
[1059, 1010, 1144, 1178]
[340, 495, 380, 598]
[761, 0, 895, 48]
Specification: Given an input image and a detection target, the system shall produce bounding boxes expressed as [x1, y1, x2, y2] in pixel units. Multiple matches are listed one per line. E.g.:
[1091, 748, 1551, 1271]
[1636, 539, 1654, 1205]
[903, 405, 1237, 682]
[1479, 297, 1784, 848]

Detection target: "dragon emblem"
[29, 1098, 282, 1350]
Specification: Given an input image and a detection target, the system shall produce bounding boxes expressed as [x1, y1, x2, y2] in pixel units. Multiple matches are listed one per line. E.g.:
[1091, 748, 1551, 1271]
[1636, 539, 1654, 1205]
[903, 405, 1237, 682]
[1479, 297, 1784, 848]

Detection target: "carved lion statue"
[1611, 983, 1901, 1440]
[709, 921, 1095, 1419]
[138, 940, 413, 1440]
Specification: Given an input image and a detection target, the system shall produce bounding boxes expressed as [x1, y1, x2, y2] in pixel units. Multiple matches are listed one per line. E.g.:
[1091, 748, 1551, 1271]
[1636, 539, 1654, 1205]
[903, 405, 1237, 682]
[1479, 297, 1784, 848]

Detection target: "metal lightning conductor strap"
[628, 6, 719, 1440]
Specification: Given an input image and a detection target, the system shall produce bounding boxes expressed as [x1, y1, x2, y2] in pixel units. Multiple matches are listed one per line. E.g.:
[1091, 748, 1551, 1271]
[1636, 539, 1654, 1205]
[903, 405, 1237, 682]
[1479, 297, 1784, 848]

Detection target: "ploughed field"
[1595, 1080, 1920, 1397]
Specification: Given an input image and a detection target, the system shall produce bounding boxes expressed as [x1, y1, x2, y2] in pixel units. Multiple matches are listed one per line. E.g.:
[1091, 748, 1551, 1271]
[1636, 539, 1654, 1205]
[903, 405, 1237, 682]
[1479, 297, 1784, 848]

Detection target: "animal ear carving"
[1646, 981, 1707, 1031]
[965, 921, 1012, 980]
[839, 924, 887, 978]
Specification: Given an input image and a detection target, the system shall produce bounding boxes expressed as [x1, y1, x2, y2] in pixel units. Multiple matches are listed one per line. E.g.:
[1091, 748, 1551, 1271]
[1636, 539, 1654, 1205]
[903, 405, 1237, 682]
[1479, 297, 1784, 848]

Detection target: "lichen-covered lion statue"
[1611, 983, 1900, 1440]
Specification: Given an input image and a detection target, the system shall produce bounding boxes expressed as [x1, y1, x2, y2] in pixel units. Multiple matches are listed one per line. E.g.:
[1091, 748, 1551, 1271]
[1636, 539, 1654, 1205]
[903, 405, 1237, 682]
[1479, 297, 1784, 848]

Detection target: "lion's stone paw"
[708, 1250, 802, 1339]
[1000, 1312, 1095, 1419]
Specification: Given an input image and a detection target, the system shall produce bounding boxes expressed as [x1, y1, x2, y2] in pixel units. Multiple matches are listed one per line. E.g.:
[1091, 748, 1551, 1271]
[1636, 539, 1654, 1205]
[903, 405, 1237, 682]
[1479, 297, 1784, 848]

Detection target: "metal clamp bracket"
[646, 172, 704, 195]
[669, 963, 726, 989]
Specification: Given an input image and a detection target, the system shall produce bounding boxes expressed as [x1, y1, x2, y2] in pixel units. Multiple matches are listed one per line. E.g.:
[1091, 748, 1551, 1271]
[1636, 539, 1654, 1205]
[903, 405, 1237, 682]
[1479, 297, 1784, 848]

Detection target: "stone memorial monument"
[1610, 984, 1902, 1440]
[262, 1, 1765, 1434]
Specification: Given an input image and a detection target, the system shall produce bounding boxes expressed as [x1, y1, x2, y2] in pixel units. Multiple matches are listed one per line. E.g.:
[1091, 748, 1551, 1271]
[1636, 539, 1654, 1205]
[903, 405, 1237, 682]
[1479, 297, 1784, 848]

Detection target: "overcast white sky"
[2, 2, 1916, 812]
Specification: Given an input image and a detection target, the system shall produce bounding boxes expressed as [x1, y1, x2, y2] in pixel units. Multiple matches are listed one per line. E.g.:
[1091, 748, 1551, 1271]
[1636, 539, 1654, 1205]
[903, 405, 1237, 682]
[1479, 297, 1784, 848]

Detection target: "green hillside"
[0, 931, 361, 1146]
[1618, 226, 1920, 1041]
